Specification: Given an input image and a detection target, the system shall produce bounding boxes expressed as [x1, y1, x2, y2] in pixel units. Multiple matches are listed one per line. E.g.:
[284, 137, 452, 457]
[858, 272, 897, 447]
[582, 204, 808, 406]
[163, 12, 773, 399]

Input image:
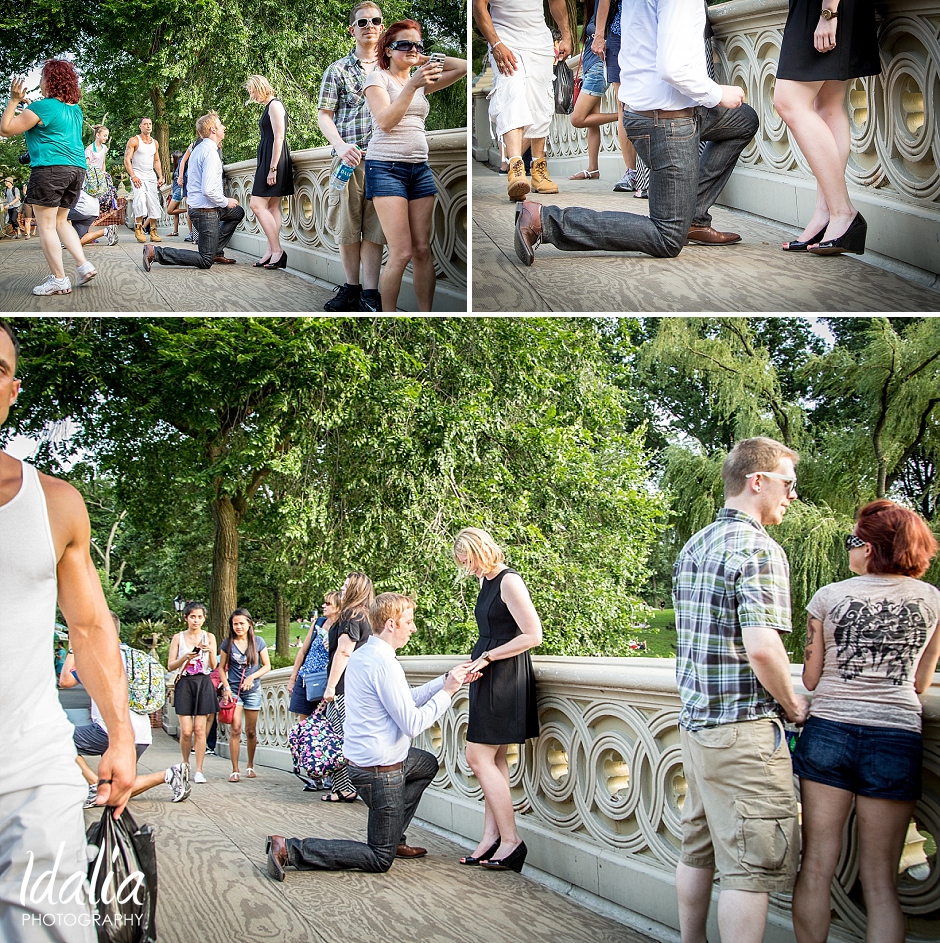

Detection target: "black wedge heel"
[459, 839, 500, 866]
[807, 213, 867, 256]
[480, 840, 527, 872]
[782, 224, 827, 252]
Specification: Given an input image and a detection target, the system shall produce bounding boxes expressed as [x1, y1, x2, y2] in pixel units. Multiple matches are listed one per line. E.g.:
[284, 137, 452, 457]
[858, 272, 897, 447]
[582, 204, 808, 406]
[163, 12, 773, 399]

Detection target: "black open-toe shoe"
[782, 224, 827, 252]
[480, 840, 527, 872]
[807, 213, 867, 256]
[253, 256, 272, 267]
[459, 839, 500, 866]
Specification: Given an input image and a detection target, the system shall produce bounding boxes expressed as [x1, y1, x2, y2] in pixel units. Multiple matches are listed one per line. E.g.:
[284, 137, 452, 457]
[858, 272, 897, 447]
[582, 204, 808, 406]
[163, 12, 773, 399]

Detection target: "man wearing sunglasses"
[318, 1, 387, 312]
[473, 0, 573, 203]
[672, 436, 809, 943]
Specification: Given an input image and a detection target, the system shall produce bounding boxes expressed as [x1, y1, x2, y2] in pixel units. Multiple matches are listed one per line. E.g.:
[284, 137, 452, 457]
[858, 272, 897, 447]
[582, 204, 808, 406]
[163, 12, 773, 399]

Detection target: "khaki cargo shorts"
[679, 717, 799, 892]
[326, 158, 385, 247]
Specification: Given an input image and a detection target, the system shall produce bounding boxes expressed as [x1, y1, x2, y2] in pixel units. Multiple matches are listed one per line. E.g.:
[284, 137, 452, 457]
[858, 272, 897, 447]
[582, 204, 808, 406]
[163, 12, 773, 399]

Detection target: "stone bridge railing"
[219, 128, 467, 310]
[472, 0, 940, 276]
[166, 658, 940, 943]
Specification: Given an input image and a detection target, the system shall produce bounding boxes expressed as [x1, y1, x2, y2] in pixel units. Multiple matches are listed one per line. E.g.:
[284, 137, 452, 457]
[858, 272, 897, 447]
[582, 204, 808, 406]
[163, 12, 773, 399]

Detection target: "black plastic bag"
[85, 808, 158, 943]
[554, 60, 575, 114]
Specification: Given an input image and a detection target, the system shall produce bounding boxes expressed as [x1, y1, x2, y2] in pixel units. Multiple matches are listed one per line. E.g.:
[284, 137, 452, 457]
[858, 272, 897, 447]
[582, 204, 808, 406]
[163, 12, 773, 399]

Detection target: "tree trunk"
[149, 85, 171, 191]
[209, 496, 239, 642]
[274, 589, 290, 657]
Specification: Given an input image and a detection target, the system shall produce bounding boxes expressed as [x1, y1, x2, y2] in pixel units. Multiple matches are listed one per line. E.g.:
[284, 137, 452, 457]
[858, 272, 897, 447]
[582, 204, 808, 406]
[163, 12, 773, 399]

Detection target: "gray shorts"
[73, 723, 148, 760]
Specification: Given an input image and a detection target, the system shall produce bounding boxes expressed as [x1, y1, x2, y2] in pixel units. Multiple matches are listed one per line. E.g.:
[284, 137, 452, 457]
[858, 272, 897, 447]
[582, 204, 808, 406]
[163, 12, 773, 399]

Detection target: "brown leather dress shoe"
[514, 201, 542, 267]
[142, 244, 155, 272]
[687, 225, 741, 245]
[266, 835, 288, 881]
[214, 254, 236, 264]
[396, 843, 428, 858]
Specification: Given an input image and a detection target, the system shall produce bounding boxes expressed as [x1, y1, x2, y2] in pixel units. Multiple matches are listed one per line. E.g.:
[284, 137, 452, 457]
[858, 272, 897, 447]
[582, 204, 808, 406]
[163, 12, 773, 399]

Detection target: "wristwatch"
[820, 7, 838, 19]
[481, 651, 493, 664]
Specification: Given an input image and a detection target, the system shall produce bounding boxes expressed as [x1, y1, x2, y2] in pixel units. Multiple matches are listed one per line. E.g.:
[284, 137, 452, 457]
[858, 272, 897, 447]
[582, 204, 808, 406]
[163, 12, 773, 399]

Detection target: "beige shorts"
[679, 717, 799, 892]
[326, 159, 385, 246]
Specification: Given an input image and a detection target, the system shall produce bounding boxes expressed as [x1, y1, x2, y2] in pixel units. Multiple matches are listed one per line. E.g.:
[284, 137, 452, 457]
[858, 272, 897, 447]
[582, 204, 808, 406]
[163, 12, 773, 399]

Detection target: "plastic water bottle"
[331, 149, 359, 190]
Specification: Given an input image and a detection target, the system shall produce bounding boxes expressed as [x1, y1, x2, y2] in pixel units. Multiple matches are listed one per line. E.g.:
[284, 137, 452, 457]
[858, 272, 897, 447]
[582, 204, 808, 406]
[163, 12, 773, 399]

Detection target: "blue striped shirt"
[673, 509, 792, 730]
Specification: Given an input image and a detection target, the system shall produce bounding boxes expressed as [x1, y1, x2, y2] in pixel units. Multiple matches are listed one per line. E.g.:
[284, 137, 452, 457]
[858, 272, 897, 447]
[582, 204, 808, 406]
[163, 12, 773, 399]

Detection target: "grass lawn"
[634, 609, 678, 658]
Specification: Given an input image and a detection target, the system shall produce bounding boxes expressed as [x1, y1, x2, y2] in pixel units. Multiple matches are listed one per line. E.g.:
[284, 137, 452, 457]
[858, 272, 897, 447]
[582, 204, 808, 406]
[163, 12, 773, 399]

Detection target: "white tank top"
[130, 135, 157, 175]
[489, 0, 553, 51]
[0, 460, 85, 793]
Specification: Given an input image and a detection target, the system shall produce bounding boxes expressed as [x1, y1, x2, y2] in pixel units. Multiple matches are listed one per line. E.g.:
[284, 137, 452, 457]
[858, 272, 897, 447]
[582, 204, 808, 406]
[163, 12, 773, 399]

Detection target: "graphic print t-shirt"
[807, 575, 940, 732]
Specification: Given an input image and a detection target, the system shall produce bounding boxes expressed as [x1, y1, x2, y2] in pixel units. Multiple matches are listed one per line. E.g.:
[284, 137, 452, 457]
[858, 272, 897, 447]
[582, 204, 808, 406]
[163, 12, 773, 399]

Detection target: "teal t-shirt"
[24, 98, 86, 168]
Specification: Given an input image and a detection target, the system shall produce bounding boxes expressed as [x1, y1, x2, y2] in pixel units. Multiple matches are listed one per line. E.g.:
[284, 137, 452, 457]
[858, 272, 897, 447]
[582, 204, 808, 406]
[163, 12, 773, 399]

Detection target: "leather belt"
[633, 108, 697, 119]
[348, 760, 403, 774]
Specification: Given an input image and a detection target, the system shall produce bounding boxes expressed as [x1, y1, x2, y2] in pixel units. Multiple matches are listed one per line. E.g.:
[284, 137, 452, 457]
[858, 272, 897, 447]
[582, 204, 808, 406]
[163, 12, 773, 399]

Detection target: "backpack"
[122, 643, 167, 714]
[288, 704, 345, 782]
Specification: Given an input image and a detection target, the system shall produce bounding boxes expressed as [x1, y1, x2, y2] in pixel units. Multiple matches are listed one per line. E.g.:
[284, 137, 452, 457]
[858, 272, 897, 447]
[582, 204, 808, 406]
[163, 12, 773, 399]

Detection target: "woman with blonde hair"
[322, 571, 376, 802]
[245, 74, 294, 268]
[453, 527, 541, 871]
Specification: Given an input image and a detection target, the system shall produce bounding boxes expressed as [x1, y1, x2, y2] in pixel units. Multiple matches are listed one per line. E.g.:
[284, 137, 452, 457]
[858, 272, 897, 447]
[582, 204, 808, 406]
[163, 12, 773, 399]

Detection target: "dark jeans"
[541, 103, 759, 258]
[155, 204, 245, 268]
[286, 747, 438, 873]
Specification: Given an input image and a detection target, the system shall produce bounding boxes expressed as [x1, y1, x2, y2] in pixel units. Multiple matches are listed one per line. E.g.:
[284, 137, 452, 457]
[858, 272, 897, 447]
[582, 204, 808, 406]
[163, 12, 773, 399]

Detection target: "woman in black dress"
[454, 528, 541, 873]
[245, 74, 294, 268]
[774, 0, 880, 255]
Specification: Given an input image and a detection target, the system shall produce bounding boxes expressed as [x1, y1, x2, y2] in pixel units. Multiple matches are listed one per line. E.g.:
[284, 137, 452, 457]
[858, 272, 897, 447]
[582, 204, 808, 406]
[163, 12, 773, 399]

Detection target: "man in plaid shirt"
[317, 1, 387, 312]
[672, 437, 809, 943]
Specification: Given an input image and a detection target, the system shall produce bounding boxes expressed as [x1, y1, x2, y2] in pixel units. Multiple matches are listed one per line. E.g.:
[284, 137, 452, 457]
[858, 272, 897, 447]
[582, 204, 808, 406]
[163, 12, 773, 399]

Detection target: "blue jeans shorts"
[236, 686, 263, 711]
[171, 182, 184, 202]
[793, 715, 923, 801]
[365, 160, 437, 201]
[580, 39, 608, 96]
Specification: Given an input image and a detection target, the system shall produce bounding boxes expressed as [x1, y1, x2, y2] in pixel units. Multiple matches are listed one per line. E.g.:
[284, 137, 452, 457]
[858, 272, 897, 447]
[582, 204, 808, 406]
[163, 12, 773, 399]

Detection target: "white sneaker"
[32, 275, 71, 295]
[106, 225, 118, 246]
[167, 762, 192, 802]
[194, 771, 207, 784]
[76, 262, 97, 286]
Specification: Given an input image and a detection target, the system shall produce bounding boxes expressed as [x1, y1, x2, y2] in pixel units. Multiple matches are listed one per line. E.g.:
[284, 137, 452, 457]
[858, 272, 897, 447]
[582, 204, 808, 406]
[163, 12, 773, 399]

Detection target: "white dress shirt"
[618, 0, 722, 112]
[186, 138, 227, 210]
[343, 636, 451, 767]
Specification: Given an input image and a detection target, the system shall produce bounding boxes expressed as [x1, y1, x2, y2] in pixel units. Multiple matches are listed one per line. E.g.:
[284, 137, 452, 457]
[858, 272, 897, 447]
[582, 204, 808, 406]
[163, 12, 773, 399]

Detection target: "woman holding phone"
[168, 600, 218, 783]
[453, 527, 541, 872]
[363, 20, 467, 311]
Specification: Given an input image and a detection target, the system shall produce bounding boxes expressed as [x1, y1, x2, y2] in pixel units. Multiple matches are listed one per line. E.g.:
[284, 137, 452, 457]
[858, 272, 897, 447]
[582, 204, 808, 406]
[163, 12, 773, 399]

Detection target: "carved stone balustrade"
[166, 656, 940, 943]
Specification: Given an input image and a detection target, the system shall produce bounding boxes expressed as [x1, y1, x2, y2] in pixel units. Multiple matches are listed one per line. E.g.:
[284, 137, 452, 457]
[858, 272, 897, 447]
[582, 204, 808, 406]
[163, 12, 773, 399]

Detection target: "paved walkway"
[0, 231, 337, 312]
[91, 729, 659, 943]
[471, 162, 940, 312]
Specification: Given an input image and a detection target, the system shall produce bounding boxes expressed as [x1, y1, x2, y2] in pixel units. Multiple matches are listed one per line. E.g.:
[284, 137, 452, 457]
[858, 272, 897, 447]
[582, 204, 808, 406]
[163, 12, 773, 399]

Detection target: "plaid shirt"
[318, 50, 374, 152]
[673, 508, 792, 730]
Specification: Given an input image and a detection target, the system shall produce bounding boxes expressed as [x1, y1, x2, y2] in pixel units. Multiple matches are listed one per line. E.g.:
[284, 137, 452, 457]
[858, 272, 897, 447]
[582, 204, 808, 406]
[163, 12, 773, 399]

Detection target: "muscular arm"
[547, 0, 573, 57]
[802, 616, 824, 690]
[742, 626, 808, 723]
[124, 137, 140, 186]
[44, 476, 136, 814]
[153, 147, 163, 186]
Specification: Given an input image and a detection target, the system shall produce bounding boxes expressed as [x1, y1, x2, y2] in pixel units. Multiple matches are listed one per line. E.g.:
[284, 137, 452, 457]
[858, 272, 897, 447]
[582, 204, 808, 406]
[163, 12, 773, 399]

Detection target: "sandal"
[569, 168, 600, 180]
[246, 768, 257, 778]
[322, 790, 358, 803]
[229, 772, 240, 782]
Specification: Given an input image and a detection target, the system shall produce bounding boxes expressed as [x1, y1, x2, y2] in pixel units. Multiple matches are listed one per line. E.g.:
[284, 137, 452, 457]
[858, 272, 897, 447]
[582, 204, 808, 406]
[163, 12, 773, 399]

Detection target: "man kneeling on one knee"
[514, 0, 758, 266]
[266, 593, 478, 877]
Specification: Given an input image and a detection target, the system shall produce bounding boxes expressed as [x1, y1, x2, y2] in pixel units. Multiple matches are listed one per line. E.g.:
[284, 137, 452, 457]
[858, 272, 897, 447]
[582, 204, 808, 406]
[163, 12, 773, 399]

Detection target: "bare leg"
[530, 137, 547, 160]
[371, 195, 413, 312]
[244, 709, 259, 769]
[717, 889, 770, 943]
[131, 770, 169, 798]
[192, 714, 208, 775]
[466, 741, 521, 856]
[856, 796, 917, 943]
[676, 861, 714, 943]
[502, 127, 525, 160]
[407, 196, 435, 312]
[338, 242, 362, 285]
[360, 240, 383, 292]
[80, 227, 106, 246]
[34, 205, 67, 278]
[229, 705, 243, 774]
[178, 715, 194, 765]
[57, 208, 89, 269]
[774, 78, 856, 242]
[792, 779, 854, 943]
[250, 195, 284, 260]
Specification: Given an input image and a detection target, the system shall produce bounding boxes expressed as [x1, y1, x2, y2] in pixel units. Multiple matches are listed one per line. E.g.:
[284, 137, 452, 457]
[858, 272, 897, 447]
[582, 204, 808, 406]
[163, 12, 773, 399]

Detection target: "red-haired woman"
[363, 21, 466, 311]
[792, 500, 940, 943]
[0, 61, 98, 295]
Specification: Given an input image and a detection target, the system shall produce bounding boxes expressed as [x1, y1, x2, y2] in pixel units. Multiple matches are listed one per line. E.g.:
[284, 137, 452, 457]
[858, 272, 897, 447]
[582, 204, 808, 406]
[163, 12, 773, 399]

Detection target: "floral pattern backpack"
[288, 703, 345, 782]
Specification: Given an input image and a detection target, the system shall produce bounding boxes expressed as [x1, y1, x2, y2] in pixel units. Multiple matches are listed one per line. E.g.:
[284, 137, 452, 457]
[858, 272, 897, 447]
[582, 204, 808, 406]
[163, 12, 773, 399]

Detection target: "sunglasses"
[388, 40, 426, 53]
[744, 471, 798, 498]
[845, 534, 867, 551]
[356, 16, 383, 27]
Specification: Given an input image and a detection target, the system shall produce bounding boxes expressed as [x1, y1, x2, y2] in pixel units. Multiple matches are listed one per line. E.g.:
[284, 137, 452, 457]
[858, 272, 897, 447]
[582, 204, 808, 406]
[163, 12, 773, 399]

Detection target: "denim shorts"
[365, 159, 437, 201]
[581, 58, 608, 97]
[793, 716, 923, 801]
[171, 182, 183, 202]
[288, 683, 320, 716]
[237, 686, 262, 711]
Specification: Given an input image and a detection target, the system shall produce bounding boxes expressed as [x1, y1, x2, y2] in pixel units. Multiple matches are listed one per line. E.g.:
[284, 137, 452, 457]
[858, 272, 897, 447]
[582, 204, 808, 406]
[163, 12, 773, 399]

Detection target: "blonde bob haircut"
[245, 74, 275, 101]
[453, 527, 505, 574]
[370, 592, 416, 632]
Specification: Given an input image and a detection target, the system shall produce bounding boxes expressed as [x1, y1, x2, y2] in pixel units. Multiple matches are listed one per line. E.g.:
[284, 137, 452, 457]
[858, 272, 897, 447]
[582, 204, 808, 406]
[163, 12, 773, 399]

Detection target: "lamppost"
[173, 594, 186, 623]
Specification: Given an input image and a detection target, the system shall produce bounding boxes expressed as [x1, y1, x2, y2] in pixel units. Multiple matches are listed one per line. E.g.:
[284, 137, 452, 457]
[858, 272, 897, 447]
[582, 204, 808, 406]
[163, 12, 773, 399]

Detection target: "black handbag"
[554, 60, 575, 115]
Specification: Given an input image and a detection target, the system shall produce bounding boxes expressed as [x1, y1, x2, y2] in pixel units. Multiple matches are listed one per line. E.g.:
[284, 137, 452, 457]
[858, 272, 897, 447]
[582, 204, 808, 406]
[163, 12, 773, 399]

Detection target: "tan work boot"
[506, 157, 530, 202]
[149, 226, 162, 243]
[135, 223, 147, 244]
[530, 157, 559, 194]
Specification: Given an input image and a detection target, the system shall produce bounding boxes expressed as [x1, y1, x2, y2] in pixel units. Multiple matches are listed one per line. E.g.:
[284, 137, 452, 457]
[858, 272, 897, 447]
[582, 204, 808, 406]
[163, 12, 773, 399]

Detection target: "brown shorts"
[325, 158, 385, 246]
[27, 164, 86, 209]
[679, 717, 799, 892]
